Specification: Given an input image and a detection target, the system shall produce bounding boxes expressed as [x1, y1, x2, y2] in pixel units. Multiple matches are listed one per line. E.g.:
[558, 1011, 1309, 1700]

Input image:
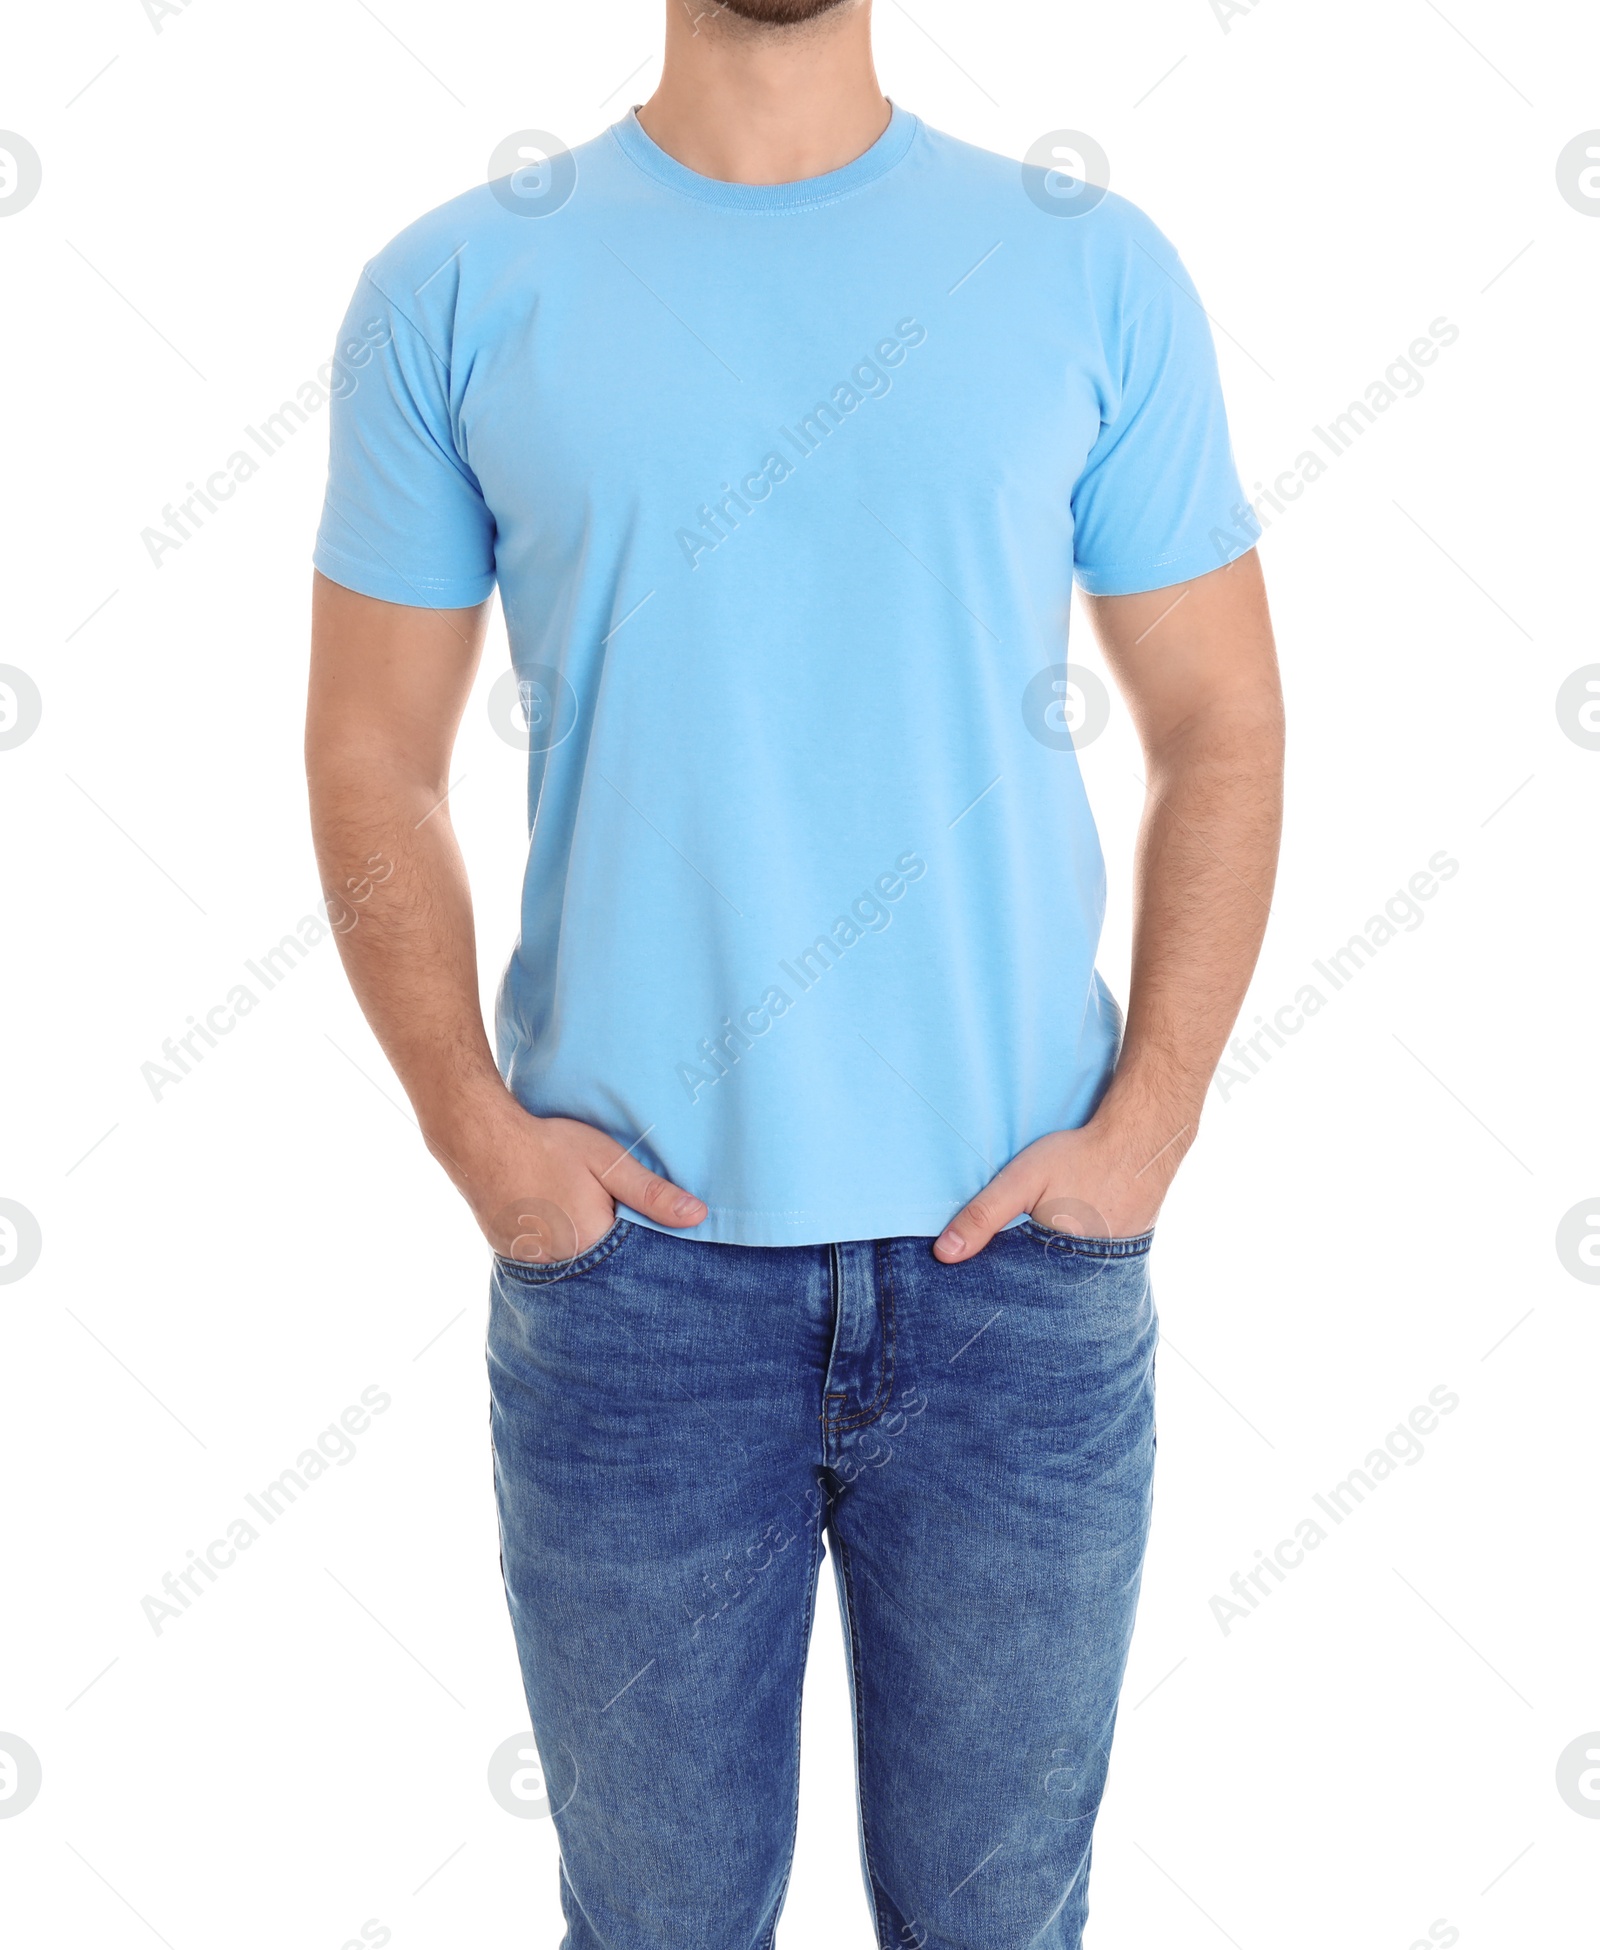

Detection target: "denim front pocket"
[1018, 1217, 1155, 1259]
[493, 1217, 638, 1287]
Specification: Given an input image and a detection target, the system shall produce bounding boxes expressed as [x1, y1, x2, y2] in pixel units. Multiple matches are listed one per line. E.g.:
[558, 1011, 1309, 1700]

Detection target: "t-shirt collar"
[610, 100, 918, 211]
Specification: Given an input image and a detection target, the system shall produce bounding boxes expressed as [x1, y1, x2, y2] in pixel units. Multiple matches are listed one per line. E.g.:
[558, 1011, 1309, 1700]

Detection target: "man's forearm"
[308, 754, 514, 1168]
[934, 555, 1284, 1263]
[1095, 694, 1285, 1172]
[305, 579, 514, 1185]
[305, 576, 708, 1253]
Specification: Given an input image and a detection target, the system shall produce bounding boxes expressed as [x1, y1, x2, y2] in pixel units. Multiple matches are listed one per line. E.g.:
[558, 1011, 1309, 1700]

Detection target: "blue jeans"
[487, 1219, 1157, 1950]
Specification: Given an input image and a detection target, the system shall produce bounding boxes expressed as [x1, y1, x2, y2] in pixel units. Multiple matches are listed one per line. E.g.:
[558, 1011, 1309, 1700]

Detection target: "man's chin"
[708, 0, 857, 27]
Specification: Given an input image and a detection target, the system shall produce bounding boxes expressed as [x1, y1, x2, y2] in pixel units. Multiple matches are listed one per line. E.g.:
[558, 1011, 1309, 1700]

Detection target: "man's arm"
[934, 548, 1284, 1261]
[305, 573, 708, 1256]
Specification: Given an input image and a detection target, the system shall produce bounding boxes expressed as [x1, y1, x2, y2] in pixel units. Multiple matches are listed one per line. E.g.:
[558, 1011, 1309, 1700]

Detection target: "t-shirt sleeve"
[1071, 223, 1259, 597]
[313, 268, 497, 609]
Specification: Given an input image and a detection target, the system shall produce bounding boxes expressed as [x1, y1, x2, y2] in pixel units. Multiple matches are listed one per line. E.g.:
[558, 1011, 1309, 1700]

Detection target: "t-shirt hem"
[619, 1202, 1029, 1249]
[313, 538, 495, 611]
[1074, 532, 1260, 598]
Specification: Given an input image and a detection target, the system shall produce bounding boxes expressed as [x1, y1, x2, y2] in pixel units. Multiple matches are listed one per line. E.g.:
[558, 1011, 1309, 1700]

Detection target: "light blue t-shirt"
[314, 106, 1258, 1246]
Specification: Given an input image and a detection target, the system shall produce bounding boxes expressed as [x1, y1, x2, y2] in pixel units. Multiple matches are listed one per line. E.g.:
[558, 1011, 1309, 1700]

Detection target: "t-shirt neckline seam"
[608, 103, 919, 212]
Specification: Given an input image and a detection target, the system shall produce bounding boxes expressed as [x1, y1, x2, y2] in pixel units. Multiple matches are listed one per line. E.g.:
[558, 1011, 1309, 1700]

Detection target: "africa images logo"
[677, 851, 926, 1102]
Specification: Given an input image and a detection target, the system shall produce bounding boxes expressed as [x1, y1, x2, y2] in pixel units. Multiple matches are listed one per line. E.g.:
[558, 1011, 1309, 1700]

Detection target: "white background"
[2, 0, 1597, 1945]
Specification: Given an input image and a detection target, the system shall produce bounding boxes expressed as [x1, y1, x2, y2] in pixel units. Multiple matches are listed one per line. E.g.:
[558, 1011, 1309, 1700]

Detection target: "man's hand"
[933, 1114, 1182, 1262]
[434, 1097, 707, 1263]
[935, 549, 1283, 1264]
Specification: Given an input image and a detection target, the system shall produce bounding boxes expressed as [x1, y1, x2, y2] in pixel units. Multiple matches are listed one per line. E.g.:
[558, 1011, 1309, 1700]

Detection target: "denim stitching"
[492, 1217, 637, 1287]
[1019, 1217, 1154, 1260]
[826, 1241, 898, 1434]
[820, 1242, 847, 1419]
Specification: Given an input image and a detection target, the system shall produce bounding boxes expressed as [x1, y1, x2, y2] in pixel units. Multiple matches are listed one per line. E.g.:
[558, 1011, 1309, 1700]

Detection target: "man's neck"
[636, 0, 889, 186]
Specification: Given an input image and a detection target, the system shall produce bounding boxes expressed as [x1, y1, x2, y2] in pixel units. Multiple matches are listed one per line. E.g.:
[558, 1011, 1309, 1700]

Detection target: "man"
[306, 0, 1283, 1942]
